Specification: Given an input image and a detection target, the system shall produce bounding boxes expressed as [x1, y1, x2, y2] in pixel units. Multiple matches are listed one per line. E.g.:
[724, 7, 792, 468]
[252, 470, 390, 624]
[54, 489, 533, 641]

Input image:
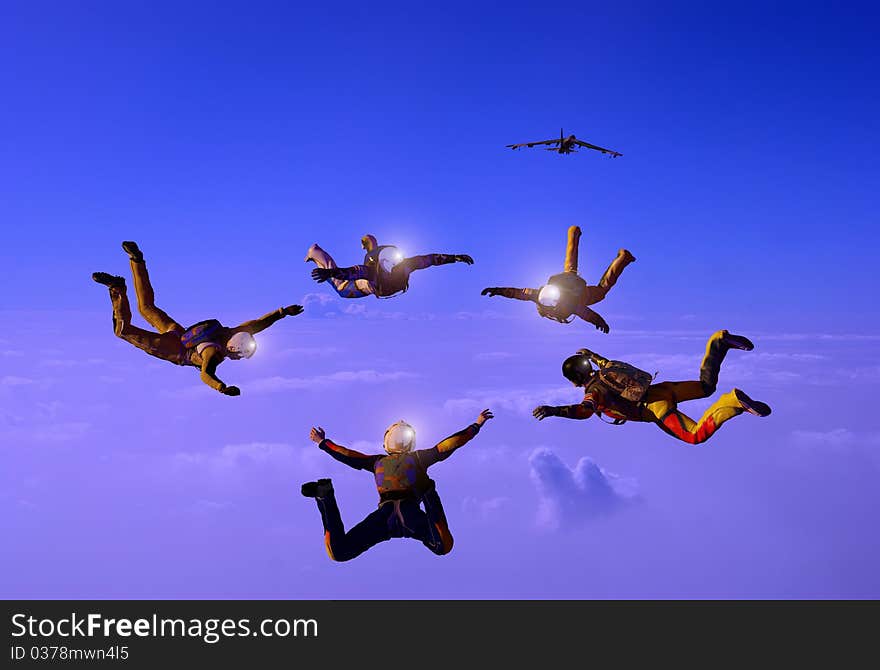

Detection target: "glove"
[595, 318, 610, 334]
[283, 305, 304, 316]
[455, 254, 474, 265]
[532, 405, 557, 421]
[481, 287, 500, 297]
[311, 268, 334, 283]
[220, 385, 241, 397]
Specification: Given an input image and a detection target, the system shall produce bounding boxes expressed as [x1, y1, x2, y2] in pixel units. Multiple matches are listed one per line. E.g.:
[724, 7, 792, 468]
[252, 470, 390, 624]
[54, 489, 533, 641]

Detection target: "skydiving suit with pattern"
[308, 423, 483, 561]
[306, 235, 471, 299]
[549, 331, 755, 444]
[484, 225, 634, 329]
[99, 255, 293, 392]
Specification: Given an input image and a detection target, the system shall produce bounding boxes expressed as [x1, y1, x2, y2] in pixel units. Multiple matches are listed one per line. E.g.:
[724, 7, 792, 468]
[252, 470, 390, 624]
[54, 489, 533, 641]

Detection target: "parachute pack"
[597, 361, 654, 403]
[180, 319, 223, 349]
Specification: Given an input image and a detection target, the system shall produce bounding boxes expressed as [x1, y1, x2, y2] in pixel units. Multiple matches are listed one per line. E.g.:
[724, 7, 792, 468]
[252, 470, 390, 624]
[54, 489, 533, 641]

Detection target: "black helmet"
[562, 354, 594, 385]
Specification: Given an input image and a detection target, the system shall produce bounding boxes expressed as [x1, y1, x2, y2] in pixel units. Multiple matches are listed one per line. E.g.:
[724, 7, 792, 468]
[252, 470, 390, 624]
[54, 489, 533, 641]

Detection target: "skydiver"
[306, 234, 474, 299]
[300, 409, 494, 561]
[91, 241, 303, 396]
[532, 331, 771, 444]
[481, 225, 634, 332]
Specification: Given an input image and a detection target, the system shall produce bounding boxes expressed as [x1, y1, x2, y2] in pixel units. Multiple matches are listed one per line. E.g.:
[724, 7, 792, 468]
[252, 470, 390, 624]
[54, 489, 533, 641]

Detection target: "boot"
[121, 241, 143, 263]
[92, 272, 125, 288]
[301, 478, 334, 499]
[720, 331, 754, 352]
[734, 389, 771, 417]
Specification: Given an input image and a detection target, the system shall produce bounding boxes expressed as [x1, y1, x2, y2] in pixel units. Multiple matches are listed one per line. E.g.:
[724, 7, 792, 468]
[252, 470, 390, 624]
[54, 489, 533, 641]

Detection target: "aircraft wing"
[573, 139, 622, 157]
[506, 139, 561, 150]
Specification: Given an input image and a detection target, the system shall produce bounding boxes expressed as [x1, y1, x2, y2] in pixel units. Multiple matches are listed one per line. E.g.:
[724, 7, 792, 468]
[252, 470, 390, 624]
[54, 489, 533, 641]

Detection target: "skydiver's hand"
[455, 254, 474, 265]
[533, 405, 557, 421]
[576, 348, 595, 357]
[481, 287, 500, 297]
[475, 409, 494, 426]
[595, 319, 610, 334]
[221, 385, 241, 396]
[283, 304, 304, 317]
[311, 268, 334, 283]
[309, 426, 326, 444]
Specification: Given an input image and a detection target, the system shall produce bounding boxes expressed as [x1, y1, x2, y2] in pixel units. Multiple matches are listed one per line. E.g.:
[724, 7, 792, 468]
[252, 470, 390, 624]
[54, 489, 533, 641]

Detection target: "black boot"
[301, 478, 333, 498]
[121, 241, 144, 263]
[92, 272, 125, 288]
[721, 331, 754, 351]
[735, 389, 772, 417]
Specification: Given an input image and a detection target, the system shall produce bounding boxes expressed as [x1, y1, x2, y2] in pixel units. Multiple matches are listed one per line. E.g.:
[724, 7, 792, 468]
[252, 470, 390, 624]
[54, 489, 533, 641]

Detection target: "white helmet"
[377, 246, 404, 273]
[538, 283, 561, 308]
[226, 331, 257, 359]
[383, 420, 415, 454]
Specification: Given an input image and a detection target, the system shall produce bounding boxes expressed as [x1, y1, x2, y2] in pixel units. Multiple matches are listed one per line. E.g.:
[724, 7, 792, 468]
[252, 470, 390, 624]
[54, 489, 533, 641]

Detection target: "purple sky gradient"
[2, 306, 879, 598]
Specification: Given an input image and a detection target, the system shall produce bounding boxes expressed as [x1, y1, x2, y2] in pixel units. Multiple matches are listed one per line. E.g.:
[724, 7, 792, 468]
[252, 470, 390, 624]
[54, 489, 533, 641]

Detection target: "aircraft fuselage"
[558, 135, 577, 153]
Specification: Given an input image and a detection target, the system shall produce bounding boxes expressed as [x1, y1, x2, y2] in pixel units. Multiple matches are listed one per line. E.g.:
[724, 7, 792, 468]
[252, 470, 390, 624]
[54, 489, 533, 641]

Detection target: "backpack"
[597, 361, 654, 403]
[180, 319, 223, 349]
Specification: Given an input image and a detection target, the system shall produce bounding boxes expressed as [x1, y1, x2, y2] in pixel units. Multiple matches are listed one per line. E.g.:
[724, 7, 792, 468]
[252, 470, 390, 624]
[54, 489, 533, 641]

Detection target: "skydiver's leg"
[699, 330, 754, 395]
[564, 225, 582, 274]
[308, 485, 392, 562]
[305, 244, 374, 298]
[645, 376, 768, 445]
[123, 244, 183, 334]
[582, 248, 636, 305]
[642, 329, 754, 407]
[418, 483, 454, 555]
[94, 275, 182, 361]
[652, 391, 753, 444]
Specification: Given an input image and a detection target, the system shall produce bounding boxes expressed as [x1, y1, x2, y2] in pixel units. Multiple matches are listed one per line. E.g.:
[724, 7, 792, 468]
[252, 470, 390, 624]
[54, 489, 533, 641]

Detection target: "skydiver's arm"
[318, 439, 380, 471]
[576, 348, 611, 368]
[395, 254, 474, 276]
[481, 287, 540, 302]
[314, 265, 370, 281]
[533, 400, 595, 421]
[235, 305, 303, 335]
[416, 409, 493, 467]
[415, 424, 481, 467]
[575, 306, 610, 334]
[199, 345, 238, 395]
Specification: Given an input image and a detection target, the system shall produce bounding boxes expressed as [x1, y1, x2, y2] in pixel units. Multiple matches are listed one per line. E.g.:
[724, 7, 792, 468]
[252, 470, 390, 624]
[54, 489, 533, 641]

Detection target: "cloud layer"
[528, 448, 639, 530]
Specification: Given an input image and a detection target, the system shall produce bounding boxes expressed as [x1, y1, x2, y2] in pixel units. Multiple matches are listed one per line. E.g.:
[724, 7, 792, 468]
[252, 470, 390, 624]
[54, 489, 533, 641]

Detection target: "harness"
[584, 377, 636, 426]
[364, 245, 408, 299]
[180, 319, 223, 349]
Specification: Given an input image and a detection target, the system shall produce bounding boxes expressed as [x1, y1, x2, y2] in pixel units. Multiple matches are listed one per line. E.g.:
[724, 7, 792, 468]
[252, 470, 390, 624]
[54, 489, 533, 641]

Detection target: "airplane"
[506, 128, 622, 157]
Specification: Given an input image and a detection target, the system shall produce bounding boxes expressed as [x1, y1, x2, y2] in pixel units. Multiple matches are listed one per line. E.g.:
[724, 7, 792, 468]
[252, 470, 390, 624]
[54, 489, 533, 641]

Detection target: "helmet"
[538, 283, 561, 308]
[226, 331, 257, 359]
[562, 354, 594, 385]
[383, 420, 415, 454]
[377, 246, 404, 273]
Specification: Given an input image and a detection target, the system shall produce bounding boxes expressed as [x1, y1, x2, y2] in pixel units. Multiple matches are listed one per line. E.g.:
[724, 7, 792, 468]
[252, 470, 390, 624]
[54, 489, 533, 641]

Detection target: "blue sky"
[1, 1, 878, 598]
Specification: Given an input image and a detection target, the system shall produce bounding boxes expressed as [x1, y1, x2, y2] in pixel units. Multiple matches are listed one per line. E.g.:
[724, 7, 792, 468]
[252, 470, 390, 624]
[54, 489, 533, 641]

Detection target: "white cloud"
[248, 369, 418, 394]
[461, 496, 510, 523]
[174, 441, 325, 477]
[473, 351, 515, 362]
[1, 376, 35, 386]
[528, 448, 639, 530]
[444, 386, 576, 415]
[300, 293, 335, 308]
